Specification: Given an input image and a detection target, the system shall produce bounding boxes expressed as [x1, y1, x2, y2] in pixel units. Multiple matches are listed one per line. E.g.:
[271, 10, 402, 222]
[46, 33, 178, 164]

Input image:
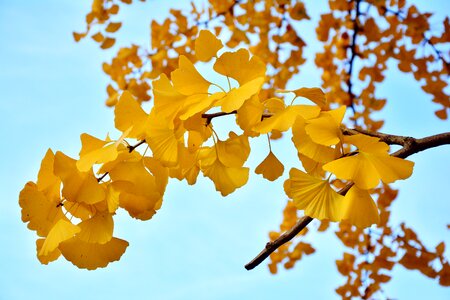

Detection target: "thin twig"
[97, 139, 147, 182]
[346, 0, 362, 117]
[201, 111, 273, 125]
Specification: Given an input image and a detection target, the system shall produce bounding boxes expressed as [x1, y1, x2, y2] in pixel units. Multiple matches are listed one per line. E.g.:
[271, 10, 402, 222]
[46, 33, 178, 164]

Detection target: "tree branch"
[346, 0, 362, 116]
[342, 127, 413, 146]
[245, 216, 313, 270]
[244, 130, 450, 270]
[201, 111, 273, 125]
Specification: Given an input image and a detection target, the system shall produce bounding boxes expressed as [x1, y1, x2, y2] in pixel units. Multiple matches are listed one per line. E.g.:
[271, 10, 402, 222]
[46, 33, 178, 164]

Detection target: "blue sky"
[0, 0, 449, 299]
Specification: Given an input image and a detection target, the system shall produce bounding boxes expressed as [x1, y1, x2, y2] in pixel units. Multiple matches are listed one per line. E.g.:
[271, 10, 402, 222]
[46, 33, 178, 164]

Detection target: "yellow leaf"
[284, 168, 343, 221]
[297, 153, 325, 177]
[19, 182, 66, 237]
[292, 116, 338, 163]
[179, 92, 224, 120]
[39, 219, 80, 256]
[153, 74, 224, 122]
[36, 149, 61, 202]
[114, 91, 149, 139]
[236, 95, 264, 136]
[108, 156, 163, 220]
[436, 242, 445, 256]
[305, 106, 346, 146]
[253, 105, 320, 134]
[201, 158, 249, 196]
[54, 151, 106, 205]
[73, 31, 86, 42]
[215, 132, 250, 168]
[76, 133, 124, 172]
[146, 112, 182, 166]
[344, 134, 389, 153]
[91, 32, 104, 42]
[255, 151, 284, 181]
[340, 186, 379, 228]
[77, 212, 114, 244]
[106, 184, 120, 213]
[105, 22, 122, 33]
[60, 237, 128, 270]
[323, 151, 414, 189]
[214, 48, 266, 85]
[152, 73, 185, 122]
[171, 55, 211, 95]
[100, 37, 116, 49]
[220, 77, 264, 113]
[195, 30, 223, 62]
[293, 87, 327, 108]
[36, 239, 61, 265]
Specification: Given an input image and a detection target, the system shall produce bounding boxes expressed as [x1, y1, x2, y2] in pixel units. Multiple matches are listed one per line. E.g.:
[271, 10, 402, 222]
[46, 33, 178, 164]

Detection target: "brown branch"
[128, 139, 146, 152]
[244, 131, 450, 270]
[245, 216, 313, 270]
[346, 0, 362, 116]
[341, 127, 412, 146]
[202, 111, 273, 125]
[392, 132, 450, 158]
[202, 111, 237, 125]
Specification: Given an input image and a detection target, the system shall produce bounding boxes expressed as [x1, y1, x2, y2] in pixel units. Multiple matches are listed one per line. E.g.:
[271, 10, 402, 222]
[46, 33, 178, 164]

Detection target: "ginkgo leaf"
[105, 184, 120, 213]
[146, 112, 182, 167]
[39, 219, 80, 256]
[219, 77, 264, 113]
[215, 132, 250, 168]
[213, 48, 266, 85]
[323, 151, 414, 189]
[284, 168, 343, 221]
[263, 97, 285, 114]
[236, 95, 264, 136]
[195, 30, 223, 62]
[114, 91, 149, 139]
[171, 55, 211, 95]
[19, 182, 66, 237]
[179, 92, 225, 120]
[77, 212, 114, 244]
[76, 133, 126, 172]
[343, 134, 389, 153]
[292, 116, 338, 163]
[59, 237, 129, 270]
[340, 186, 379, 228]
[201, 158, 249, 196]
[297, 153, 326, 177]
[285, 87, 327, 108]
[152, 73, 185, 122]
[143, 157, 169, 195]
[255, 151, 284, 181]
[253, 105, 320, 134]
[53, 151, 106, 205]
[305, 106, 346, 146]
[108, 156, 163, 220]
[36, 238, 61, 265]
[36, 149, 61, 202]
[63, 201, 92, 220]
[153, 74, 224, 122]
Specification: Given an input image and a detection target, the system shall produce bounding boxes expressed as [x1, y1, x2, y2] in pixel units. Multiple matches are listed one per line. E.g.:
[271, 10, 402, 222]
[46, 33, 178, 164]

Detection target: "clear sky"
[0, 1, 449, 299]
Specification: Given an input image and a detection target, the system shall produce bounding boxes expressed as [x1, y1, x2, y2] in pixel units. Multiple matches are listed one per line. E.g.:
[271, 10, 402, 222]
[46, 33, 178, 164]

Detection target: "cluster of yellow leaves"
[22, 30, 419, 271]
[81, 0, 310, 106]
[19, 149, 131, 269]
[315, 0, 449, 128]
